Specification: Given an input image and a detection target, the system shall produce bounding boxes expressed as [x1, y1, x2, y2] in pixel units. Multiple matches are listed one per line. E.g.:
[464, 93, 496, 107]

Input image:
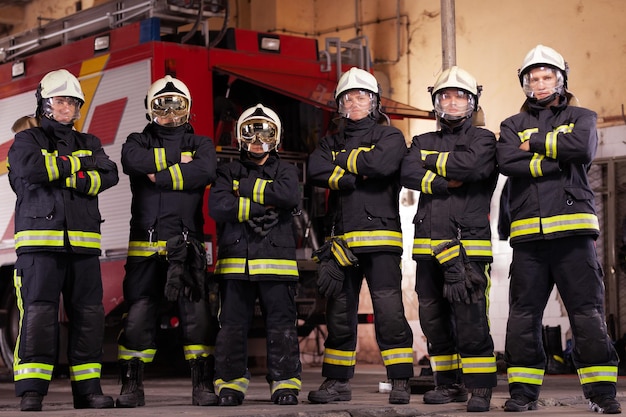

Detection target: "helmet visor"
[521, 66, 564, 99]
[42, 96, 83, 124]
[151, 95, 189, 118]
[239, 120, 278, 145]
[433, 89, 475, 120]
[338, 90, 376, 120]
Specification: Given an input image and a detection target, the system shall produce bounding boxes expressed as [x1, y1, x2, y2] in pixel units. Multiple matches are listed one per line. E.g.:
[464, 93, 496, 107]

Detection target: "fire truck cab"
[0, 0, 433, 368]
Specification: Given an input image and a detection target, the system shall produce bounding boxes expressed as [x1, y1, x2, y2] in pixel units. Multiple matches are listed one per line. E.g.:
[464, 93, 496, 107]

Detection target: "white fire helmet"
[146, 75, 192, 127]
[335, 67, 379, 119]
[429, 66, 480, 121]
[518, 44, 568, 99]
[236, 104, 281, 155]
[37, 69, 85, 123]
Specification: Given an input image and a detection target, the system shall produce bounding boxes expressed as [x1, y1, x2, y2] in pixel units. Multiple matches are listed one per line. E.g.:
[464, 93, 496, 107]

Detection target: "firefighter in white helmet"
[209, 104, 302, 406]
[400, 66, 498, 412]
[307, 67, 414, 405]
[497, 45, 621, 413]
[116, 75, 218, 408]
[8, 69, 118, 411]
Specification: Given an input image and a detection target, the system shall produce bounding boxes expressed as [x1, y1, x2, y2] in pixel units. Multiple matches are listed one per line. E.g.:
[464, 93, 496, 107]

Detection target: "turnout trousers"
[416, 259, 497, 389]
[117, 255, 216, 363]
[505, 236, 619, 400]
[13, 252, 106, 397]
[322, 252, 414, 380]
[214, 279, 302, 398]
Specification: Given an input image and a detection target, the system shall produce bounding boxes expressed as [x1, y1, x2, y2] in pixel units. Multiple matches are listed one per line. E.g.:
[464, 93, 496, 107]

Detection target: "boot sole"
[308, 392, 352, 403]
[504, 400, 538, 412]
[424, 395, 468, 404]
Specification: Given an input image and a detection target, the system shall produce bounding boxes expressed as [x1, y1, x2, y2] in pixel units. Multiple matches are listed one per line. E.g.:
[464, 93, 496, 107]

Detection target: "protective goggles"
[239, 120, 277, 144]
[151, 95, 189, 117]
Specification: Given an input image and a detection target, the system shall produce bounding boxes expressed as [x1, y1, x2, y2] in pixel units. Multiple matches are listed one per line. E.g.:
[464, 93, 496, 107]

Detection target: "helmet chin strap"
[530, 92, 560, 106]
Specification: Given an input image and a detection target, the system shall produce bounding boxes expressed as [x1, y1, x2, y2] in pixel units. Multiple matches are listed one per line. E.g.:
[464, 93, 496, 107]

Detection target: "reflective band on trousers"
[577, 365, 618, 385]
[70, 363, 102, 382]
[381, 347, 413, 366]
[14, 362, 54, 381]
[323, 348, 356, 367]
[507, 366, 544, 385]
[430, 353, 461, 372]
[215, 376, 250, 395]
[117, 345, 157, 363]
[270, 378, 302, 394]
[461, 356, 497, 374]
[183, 344, 213, 360]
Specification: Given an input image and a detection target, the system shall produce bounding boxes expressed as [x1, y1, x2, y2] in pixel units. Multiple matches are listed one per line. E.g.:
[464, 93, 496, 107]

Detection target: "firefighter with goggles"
[307, 67, 414, 405]
[8, 69, 119, 411]
[497, 45, 621, 414]
[401, 66, 498, 412]
[117, 75, 218, 408]
[209, 104, 302, 406]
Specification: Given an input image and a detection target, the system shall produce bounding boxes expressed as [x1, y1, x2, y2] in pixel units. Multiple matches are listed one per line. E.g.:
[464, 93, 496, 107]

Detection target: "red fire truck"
[0, 0, 432, 368]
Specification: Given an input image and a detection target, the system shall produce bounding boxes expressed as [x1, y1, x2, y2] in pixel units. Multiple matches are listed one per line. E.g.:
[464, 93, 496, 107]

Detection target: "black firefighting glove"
[246, 209, 280, 236]
[433, 239, 471, 304]
[312, 240, 332, 263]
[331, 237, 358, 267]
[317, 258, 345, 298]
[79, 156, 117, 172]
[165, 235, 188, 302]
[185, 238, 206, 302]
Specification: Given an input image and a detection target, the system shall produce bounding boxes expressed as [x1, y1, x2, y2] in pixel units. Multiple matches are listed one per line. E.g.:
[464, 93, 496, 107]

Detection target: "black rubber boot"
[308, 378, 352, 403]
[467, 387, 492, 412]
[73, 393, 114, 409]
[190, 357, 218, 406]
[389, 379, 411, 404]
[20, 391, 43, 412]
[116, 358, 145, 408]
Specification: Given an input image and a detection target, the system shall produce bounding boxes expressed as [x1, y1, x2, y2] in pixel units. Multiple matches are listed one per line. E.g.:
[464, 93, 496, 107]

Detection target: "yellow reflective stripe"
[248, 259, 298, 276]
[181, 151, 193, 158]
[215, 376, 249, 395]
[343, 230, 403, 249]
[331, 240, 354, 266]
[435, 243, 459, 264]
[183, 344, 213, 360]
[41, 149, 60, 181]
[420, 149, 437, 161]
[67, 155, 81, 174]
[117, 345, 156, 363]
[577, 366, 618, 384]
[70, 363, 101, 382]
[67, 230, 101, 249]
[545, 131, 557, 159]
[323, 348, 356, 366]
[252, 178, 272, 204]
[237, 197, 251, 222]
[461, 355, 497, 374]
[507, 366, 544, 385]
[529, 154, 544, 177]
[168, 164, 184, 190]
[541, 213, 599, 234]
[518, 128, 538, 142]
[14, 362, 54, 381]
[232, 179, 239, 191]
[65, 173, 77, 189]
[215, 258, 246, 275]
[72, 149, 93, 157]
[13, 269, 25, 372]
[436, 151, 449, 178]
[510, 217, 541, 238]
[421, 170, 436, 194]
[412, 238, 492, 257]
[154, 148, 167, 171]
[329, 165, 346, 190]
[270, 378, 302, 394]
[86, 170, 101, 195]
[15, 230, 64, 249]
[127, 240, 167, 257]
[430, 353, 461, 372]
[347, 148, 364, 174]
[381, 347, 413, 366]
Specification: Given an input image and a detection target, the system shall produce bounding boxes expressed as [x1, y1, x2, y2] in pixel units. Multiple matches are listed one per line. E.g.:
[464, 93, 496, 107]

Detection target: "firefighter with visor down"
[400, 66, 498, 412]
[209, 104, 302, 406]
[497, 45, 621, 414]
[8, 69, 119, 412]
[116, 75, 218, 408]
[307, 67, 414, 405]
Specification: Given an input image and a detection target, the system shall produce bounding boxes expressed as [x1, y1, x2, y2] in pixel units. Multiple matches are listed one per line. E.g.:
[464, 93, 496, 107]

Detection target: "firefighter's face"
[338, 90, 375, 121]
[47, 96, 82, 124]
[524, 67, 559, 100]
